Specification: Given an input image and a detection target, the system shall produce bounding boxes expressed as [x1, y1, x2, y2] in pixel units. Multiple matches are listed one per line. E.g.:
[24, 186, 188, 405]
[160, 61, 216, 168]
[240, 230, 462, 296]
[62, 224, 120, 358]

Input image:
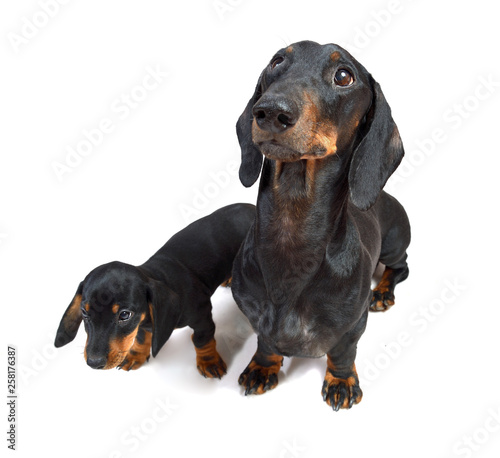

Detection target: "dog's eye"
[81, 308, 89, 320]
[334, 69, 354, 87]
[270, 56, 284, 70]
[119, 311, 132, 322]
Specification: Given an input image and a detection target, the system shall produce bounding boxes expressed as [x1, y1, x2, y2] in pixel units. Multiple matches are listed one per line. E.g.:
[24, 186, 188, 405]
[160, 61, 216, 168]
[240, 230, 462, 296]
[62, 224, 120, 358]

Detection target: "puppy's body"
[232, 41, 410, 409]
[55, 203, 255, 376]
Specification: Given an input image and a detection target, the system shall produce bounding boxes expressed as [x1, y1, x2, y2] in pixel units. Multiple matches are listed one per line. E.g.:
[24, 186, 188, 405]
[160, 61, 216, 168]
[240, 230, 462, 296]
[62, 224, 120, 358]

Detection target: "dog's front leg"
[322, 311, 367, 410]
[239, 337, 284, 395]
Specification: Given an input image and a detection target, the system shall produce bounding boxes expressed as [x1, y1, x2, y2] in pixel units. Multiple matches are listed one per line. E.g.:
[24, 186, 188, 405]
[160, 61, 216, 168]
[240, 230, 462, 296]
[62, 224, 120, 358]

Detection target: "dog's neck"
[254, 155, 350, 291]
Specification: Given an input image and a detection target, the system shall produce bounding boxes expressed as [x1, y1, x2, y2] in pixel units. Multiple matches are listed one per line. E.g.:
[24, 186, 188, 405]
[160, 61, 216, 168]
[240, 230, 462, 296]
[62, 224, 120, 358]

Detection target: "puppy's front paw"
[119, 352, 150, 371]
[197, 355, 227, 379]
[118, 329, 152, 371]
[238, 354, 283, 395]
[194, 338, 227, 379]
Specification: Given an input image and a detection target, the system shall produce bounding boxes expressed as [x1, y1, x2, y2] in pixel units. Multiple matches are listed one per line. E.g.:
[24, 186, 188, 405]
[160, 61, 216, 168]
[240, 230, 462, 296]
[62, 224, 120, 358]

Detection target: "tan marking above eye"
[330, 51, 341, 62]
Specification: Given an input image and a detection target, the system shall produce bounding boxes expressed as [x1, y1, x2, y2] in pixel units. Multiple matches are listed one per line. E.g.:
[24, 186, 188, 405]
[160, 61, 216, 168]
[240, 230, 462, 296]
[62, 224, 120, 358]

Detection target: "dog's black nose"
[86, 356, 107, 370]
[253, 97, 298, 133]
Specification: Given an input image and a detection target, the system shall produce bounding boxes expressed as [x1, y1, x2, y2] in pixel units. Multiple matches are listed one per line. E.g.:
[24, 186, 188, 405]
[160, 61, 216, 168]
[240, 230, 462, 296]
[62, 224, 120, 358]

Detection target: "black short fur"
[231, 41, 410, 409]
[55, 203, 255, 374]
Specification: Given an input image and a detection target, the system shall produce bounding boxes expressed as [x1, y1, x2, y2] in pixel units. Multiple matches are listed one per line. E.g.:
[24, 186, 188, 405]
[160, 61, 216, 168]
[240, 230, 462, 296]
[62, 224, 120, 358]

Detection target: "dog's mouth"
[256, 140, 303, 162]
[256, 139, 333, 162]
[252, 119, 337, 162]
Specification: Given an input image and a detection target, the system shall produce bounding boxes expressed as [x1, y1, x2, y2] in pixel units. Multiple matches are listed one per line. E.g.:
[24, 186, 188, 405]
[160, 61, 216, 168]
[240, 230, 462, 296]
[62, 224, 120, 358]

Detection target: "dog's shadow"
[152, 265, 386, 394]
[151, 286, 324, 394]
[151, 286, 255, 393]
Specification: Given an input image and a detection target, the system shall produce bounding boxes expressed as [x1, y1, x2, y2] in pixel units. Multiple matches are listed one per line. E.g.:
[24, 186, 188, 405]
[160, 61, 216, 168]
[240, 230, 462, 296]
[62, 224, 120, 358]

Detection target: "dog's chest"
[246, 277, 364, 357]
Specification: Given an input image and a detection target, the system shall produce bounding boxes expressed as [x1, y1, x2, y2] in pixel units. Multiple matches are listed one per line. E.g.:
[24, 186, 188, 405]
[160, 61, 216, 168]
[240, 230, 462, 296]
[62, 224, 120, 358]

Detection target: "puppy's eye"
[119, 311, 132, 322]
[81, 308, 89, 320]
[270, 56, 284, 70]
[334, 69, 354, 87]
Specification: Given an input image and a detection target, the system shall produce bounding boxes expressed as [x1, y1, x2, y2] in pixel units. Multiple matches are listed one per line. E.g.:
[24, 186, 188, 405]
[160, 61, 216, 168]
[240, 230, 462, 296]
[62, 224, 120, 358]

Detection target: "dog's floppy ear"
[348, 80, 404, 211]
[54, 281, 84, 348]
[146, 278, 181, 358]
[237, 71, 264, 187]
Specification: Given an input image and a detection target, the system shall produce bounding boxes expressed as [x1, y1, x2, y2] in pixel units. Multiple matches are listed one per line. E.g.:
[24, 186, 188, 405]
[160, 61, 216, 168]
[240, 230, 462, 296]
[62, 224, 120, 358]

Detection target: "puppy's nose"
[253, 96, 299, 133]
[86, 356, 107, 370]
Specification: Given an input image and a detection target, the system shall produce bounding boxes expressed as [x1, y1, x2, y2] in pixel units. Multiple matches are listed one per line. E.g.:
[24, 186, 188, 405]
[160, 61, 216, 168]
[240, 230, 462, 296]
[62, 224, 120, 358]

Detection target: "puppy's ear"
[237, 72, 264, 187]
[146, 279, 181, 358]
[348, 80, 404, 211]
[54, 282, 84, 348]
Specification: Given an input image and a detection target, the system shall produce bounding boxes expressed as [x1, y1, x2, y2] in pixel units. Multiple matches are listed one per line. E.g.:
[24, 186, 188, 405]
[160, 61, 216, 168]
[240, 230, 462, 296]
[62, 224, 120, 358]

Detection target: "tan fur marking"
[120, 329, 152, 371]
[149, 303, 154, 328]
[300, 92, 338, 158]
[104, 313, 146, 369]
[65, 294, 83, 325]
[374, 267, 394, 294]
[193, 337, 227, 378]
[240, 354, 283, 394]
[112, 304, 119, 314]
[251, 91, 337, 160]
[330, 51, 341, 62]
[323, 357, 362, 408]
[273, 160, 284, 187]
[305, 159, 317, 195]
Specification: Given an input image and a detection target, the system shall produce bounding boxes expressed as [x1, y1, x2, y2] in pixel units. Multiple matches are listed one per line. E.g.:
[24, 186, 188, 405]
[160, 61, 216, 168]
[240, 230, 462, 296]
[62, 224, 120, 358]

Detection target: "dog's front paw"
[322, 363, 362, 411]
[238, 354, 283, 395]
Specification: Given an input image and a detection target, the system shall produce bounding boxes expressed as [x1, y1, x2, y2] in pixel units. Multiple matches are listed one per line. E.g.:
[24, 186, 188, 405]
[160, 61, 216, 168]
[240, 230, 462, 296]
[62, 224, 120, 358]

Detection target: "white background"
[1, 1, 500, 457]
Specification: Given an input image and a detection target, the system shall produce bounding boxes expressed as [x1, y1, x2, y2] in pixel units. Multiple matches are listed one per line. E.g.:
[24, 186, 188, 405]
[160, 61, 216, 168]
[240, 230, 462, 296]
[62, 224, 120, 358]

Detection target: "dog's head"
[237, 40, 404, 210]
[54, 261, 180, 369]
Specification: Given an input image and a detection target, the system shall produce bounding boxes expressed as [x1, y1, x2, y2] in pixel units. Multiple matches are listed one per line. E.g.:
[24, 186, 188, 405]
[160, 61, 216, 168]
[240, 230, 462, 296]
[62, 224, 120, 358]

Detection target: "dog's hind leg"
[370, 257, 409, 312]
[370, 192, 411, 312]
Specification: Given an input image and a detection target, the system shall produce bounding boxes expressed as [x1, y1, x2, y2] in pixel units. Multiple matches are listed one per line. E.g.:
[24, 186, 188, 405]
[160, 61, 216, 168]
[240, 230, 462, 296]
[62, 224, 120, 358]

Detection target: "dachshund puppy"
[55, 203, 255, 378]
[232, 41, 410, 409]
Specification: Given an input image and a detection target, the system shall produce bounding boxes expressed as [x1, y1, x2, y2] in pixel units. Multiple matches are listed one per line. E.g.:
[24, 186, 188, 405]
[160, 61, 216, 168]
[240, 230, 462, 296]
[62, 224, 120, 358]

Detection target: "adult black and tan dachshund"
[232, 41, 411, 410]
[55, 203, 255, 377]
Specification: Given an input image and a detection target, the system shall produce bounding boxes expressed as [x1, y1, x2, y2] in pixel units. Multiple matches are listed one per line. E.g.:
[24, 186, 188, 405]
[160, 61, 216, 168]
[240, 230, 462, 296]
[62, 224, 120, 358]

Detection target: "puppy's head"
[54, 261, 180, 369]
[237, 40, 404, 210]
